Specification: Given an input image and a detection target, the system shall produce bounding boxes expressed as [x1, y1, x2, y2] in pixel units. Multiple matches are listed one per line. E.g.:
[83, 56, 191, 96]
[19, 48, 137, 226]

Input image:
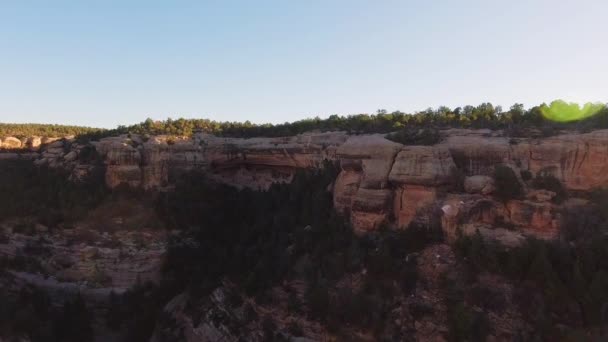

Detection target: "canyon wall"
[4, 128, 608, 242]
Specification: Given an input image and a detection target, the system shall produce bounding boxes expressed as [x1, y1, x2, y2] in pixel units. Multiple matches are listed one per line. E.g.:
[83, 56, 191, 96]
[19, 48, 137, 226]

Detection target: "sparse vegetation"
[532, 171, 567, 203]
[493, 165, 523, 200]
[385, 127, 440, 145]
[454, 205, 608, 341]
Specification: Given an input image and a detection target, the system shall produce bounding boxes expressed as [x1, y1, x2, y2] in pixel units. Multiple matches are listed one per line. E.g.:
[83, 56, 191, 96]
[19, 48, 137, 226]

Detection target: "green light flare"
[541, 100, 604, 122]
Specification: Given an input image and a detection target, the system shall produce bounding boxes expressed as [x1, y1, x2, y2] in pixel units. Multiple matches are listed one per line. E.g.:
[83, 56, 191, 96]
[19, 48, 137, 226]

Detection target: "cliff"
[3, 128, 608, 242]
[2, 128, 608, 341]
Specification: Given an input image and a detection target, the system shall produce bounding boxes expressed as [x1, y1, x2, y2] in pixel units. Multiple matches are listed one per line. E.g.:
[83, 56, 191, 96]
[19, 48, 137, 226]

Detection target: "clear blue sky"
[1, 0, 607, 128]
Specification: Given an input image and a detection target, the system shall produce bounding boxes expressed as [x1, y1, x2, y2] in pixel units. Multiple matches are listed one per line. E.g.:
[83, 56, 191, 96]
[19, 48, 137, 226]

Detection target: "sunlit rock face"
[335, 135, 402, 233]
[526, 131, 608, 190]
[89, 132, 349, 191]
[0, 137, 23, 149]
[5, 128, 608, 240]
[444, 129, 608, 191]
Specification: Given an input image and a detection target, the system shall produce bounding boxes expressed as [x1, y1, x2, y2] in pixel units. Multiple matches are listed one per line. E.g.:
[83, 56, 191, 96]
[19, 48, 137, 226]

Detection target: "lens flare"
[540, 100, 604, 122]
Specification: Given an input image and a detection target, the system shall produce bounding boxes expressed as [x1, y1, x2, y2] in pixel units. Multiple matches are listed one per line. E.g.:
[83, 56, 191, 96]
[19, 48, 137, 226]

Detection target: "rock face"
[0, 227, 165, 290]
[89, 132, 349, 190]
[334, 135, 402, 232]
[0, 137, 23, 149]
[0, 135, 62, 151]
[4, 128, 608, 240]
[464, 175, 495, 194]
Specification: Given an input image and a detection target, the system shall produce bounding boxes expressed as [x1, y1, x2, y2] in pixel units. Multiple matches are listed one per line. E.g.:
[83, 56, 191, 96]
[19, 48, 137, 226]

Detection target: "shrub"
[385, 127, 440, 145]
[262, 316, 277, 341]
[305, 283, 330, 321]
[493, 165, 523, 200]
[53, 294, 93, 342]
[532, 171, 567, 203]
[0, 160, 108, 225]
[520, 170, 532, 181]
[287, 320, 304, 336]
[287, 291, 302, 314]
[589, 188, 608, 221]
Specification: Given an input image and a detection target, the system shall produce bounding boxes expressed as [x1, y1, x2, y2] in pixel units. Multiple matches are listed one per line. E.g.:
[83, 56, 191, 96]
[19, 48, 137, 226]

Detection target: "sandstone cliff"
[3, 128, 608, 242]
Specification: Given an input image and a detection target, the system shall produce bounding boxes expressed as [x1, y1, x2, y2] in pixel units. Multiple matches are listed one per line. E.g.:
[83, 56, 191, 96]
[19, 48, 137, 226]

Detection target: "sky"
[1, 0, 607, 128]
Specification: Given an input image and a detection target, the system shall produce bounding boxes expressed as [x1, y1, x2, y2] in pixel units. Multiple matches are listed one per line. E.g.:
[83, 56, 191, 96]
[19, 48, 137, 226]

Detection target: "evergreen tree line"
[3, 100, 608, 141]
[0, 159, 108, 228]
[0, 123, 100, 138]
[92, 101, 608, 139]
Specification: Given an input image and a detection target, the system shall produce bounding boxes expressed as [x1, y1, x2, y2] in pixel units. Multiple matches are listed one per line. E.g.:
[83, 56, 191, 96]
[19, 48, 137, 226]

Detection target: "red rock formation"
[5, 128, 608, 241]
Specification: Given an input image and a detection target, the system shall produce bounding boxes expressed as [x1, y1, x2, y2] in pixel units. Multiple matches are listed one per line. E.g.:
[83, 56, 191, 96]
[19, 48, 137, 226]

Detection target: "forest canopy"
[0, 123, 101, 139]
[2, 100, 608, 140]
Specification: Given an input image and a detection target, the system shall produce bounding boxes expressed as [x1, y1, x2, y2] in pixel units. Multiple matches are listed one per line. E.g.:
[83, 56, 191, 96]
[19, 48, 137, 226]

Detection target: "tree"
[53, 294, 93, 342]
[493, 165, 523, 200]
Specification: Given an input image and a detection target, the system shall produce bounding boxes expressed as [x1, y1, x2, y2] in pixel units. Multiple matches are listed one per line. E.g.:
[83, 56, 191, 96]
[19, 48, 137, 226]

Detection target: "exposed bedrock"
[5, 128, 608, 241]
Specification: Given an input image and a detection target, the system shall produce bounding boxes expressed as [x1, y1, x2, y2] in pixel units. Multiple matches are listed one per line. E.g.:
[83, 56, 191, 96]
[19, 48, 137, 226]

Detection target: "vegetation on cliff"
[100, 101, 608, 140]
[160, 164, 439, 334]
[4, 100, 608, 142]
[0, 160, 108, 227]
[97, 164, 441, 340]
[0, 123, 102, 138]
[0, 285, 93, 342]
[453, 197, 608, 340]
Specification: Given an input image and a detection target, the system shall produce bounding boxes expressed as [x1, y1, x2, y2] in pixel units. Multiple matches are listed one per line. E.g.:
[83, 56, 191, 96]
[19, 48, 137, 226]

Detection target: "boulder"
[81, 247, 99, 260]
[35, 224, 49, 233]
[526, 189, 556, 202]
[0, 137, 22, 149]
[63, 151, 78, 162]
[464, 175, 495, 194]
[27, 136, 42, 150]
[507, 200, 559, 239]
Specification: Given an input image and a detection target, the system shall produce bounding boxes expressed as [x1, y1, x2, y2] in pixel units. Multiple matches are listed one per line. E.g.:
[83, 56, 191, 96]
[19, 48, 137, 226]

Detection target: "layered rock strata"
[4, 128, 608, 241]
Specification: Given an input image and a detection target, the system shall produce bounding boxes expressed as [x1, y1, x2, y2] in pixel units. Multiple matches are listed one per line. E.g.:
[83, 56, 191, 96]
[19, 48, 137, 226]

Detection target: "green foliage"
[455, 227, 608, 340]
[0, 123, 102, 138]
[53, 294, 93, 342]
[493, 165, 523, 200]
[104, 281, 177, 342]
[589, 188, 608, 222]
[532, 171, 567, 203]
[385, 127, 440, 145]
[520, 169, 532, 181]
[0, 286, 94, 342]
[0, 160, 108, 226]
[156, 163, 432, 336]
[0, 286, 53, 341]
[305, 282, 330, 321]
[7, 101, 605, 142]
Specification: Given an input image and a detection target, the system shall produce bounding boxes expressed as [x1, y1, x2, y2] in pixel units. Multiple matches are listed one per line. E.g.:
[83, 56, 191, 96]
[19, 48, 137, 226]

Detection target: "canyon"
[7, 128, 608, 242]
[2, 128, 608, 341]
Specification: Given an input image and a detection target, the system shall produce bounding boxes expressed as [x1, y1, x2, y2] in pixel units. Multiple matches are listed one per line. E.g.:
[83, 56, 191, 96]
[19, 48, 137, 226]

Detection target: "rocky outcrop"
[0, 135, 61, 151]
[0, 136, 23, 149]
[464, 175, 495, 194]
[334, 135, 402, 232]
[0, 227, 165, 290]
[5, 128, 608, 240]
[87, 132, 349, 190]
